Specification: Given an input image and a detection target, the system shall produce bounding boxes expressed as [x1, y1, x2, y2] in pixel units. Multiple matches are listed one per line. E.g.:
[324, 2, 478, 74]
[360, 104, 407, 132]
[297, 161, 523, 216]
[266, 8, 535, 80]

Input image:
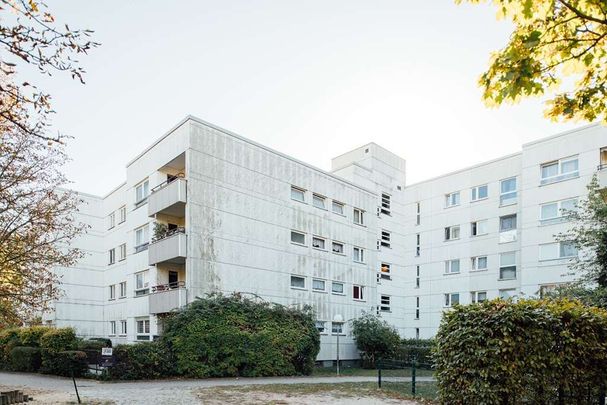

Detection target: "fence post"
[411, 360, 417, 397]
[377, 362, 382, 388]
[599, 383, 606, 405]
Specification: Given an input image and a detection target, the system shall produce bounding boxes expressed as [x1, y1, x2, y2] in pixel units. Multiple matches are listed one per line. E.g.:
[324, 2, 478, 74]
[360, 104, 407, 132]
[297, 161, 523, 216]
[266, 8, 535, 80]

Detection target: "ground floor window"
[136, 318, 150, 341]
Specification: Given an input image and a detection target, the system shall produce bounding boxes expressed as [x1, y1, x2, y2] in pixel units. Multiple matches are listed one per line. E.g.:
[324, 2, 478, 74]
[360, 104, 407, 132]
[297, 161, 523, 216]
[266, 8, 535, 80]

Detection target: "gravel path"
[0, 372, 435, 404]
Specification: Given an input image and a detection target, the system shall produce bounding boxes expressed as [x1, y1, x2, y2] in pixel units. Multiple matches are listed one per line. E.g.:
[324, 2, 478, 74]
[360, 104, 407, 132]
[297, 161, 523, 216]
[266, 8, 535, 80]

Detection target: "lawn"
[198, 381, 439, 404]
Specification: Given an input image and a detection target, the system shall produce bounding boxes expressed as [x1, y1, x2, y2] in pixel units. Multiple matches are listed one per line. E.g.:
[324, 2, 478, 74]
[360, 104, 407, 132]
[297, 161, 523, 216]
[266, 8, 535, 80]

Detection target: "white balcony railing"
[148, 230, 186, 266]
[148, 178, 186, 218]
[149, 281, 186, 314]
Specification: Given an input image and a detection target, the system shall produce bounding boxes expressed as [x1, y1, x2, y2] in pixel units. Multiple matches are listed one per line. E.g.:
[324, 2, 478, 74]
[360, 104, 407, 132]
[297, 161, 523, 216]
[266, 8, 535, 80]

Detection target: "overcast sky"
[28, 0, 581, 195]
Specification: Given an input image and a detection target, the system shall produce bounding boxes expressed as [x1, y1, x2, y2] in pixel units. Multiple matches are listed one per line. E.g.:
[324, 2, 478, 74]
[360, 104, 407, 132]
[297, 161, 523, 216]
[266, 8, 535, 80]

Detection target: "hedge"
[434, 299, 607, 404]
[162, 293, 320, 378]
[351, 312, 401, 368]
[39, 328, 79, 375]
[47, 351, 88, 377]
[0, 328, 21, 366]
[397, 339, 434, 365]
[9, 346, 41, 372]
[19, 326, 54, 348]
[107, 341, 175, 380]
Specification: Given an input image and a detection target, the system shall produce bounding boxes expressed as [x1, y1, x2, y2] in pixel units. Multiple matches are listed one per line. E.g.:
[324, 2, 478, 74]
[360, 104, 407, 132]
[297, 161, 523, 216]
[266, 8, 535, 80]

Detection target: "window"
[109, 285, 116, 300]
[290, 275, 305, 289]
[109, 321, 116, 336]
[120, 320, 127, 335]
[416, 202, 421, 225]
[290, 230, 306, 245]
[353, 247, 364, 263]
[291, 186, 305, 202]
[332, 281, 344, 294]
[135, 271, 149, 296]
[109, 248, 116, 265]
[471, 220, 488, 236]
[380, 230, 391, 248]
[381, 193, 391, 215]
[500, 177, 517, 205]
[601, 147, 607, 169]
[415, 234, 420, 256]
[415, 296, 420, 319]
[108, 212, 115, 229]
[136, 319, 150, 341]
[471, 291, 487, 303]
[119, 206, 126, 224]
[380, 263, 391, 280]
[135, 225, 150, 252]
[539, 284, 559, 298]
[539, 241, 578, 260]
[332, 200, 345, 215]
[471, 256, 488, 271]
[445, 259, 460, 274]
[445, 191, 460, 208]
[444, 225, 460, 241]
[499, 289, 517, 300]
[500, 214, 517, 232]
[312, 194, 326, 209]
[119, 243, 127, 261]
[119, 282, 127, 298]
[315, 321, 326, 334]
[499, 252, 516, 280]
[415, 328, 420, 339]
[380, 295, 391, 312]
[312, 279, 326, 291]
[540, 198, 577, 221]
[312, 236, 326, 250]
[444, 293, 460, 307]
[353, 208, 364, 225]
[332, 241, 344, 254]
[332, 322, 344, 335]
[135, 179, 150, 205]
[540, 156, 579, 184]
[353, 285, 364, 300]
[415, 265, 420, 288]
[471, 185, 488, 202]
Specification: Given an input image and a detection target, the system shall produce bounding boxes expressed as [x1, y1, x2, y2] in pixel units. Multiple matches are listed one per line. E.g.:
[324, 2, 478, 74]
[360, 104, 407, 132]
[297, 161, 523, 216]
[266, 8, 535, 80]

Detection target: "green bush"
[77, 339, 108, 365]
[397, 339, 435, 365]
[19, 326, 53, 347]
[9, 346, 41, 372]
[351, 312, 401, 368]
[47, 350, 88, 377]
[435, 299, 607, 404]
[39, 328, 79, 374]
[108, 341, 175, 380]
[88, 337, 112, 347]
[162, 293, 320, 378]
[0, 328, 21, 367]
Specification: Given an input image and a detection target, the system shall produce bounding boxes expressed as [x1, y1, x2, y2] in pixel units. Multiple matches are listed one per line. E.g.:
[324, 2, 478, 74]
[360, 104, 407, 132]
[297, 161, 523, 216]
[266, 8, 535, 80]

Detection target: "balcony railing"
[148, 229, 186, 266]
[148, 177, 187, 218]
[598, 164, 607, 171]
[149, 282, 186, 314]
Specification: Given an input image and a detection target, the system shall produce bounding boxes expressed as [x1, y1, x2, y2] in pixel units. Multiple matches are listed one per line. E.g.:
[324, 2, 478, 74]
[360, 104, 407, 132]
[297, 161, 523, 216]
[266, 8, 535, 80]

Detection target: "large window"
[444, 293, 459, 307]
[444, 225, 460, 241]
[539, 241, 578, 261]
[540, 156, 579, 184]
[135, 271, 149, 296]
[540, 198, 577, 221]
[500, 177, 517, 206]
[471, 220, 488, 236]
[445, 191, 460, 208]
[135, 225, 150, 252]
[471, 256, 488, 271]
[471, 291, 487, 303]
[444, 259, 460, 274]
[353, 208, 364, 225]
[353, 247, 364, 263]
[291, 186, 305, 202]
[380, 193, 391, 215]
[136, 318, 150, 341]
[471, 184, 488, 202]
[499, 252, 517, 280]
[290, 275, 306, 289]
[135, 180, 149, 205]
[500, 214, 517, 232]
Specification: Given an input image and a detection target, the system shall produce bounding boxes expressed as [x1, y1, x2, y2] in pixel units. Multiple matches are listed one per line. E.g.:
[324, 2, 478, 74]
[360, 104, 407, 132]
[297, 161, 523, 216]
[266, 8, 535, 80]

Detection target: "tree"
[0, 1, 96, 325]
[458, 0, 607, 123]
[555, 174, 607, 307]
[351, 312, 401, 368]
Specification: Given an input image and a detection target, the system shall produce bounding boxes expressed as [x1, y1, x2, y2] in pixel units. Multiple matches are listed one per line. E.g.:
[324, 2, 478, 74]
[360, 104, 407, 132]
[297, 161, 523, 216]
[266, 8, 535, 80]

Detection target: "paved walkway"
[0, 371, 435, 404]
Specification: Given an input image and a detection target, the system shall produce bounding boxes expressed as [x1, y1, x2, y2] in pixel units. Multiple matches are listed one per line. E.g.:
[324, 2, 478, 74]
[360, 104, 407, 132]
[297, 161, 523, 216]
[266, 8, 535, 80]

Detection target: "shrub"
[0, 328, 21, 367]
[397, 339, 435, 365]
[19, 326, 53, 347]
[77, 339, 108, 365]
[435, 299, 607, 404]
[351, 312, 401, 368]
[108, 341, 175, 380]
[9, 346, 41, 372]
[48, 351, 88, 377]
[163, 293, 320, 378]
[88, 337, 112, 347]
[39, 328, 78, 374]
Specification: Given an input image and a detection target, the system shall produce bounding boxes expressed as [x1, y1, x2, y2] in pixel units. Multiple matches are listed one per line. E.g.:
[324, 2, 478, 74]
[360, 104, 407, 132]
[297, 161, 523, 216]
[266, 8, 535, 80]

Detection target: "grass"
[312, 366, 435, 378]
[198, 381, 439, 403]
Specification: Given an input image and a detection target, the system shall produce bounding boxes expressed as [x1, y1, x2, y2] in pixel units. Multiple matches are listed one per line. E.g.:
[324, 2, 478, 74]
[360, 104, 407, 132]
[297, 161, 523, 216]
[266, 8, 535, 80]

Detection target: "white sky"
[25, 0, 581, 195]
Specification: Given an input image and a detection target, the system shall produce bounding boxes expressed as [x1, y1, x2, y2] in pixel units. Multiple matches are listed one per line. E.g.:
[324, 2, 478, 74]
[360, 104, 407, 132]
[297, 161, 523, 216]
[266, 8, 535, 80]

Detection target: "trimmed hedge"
[397, 339, 435, 365]
[88, 337, 112, 347]
[48, 351, 88, 377]
[39, 328, 79, 375]
[9, 346, 41, 372]
[19, 326, 53, 347]
[162, 293, 320, 378]
[435, 299, 607, 404]
[107, 341, 175, 380]
[0, 328, 21, 366]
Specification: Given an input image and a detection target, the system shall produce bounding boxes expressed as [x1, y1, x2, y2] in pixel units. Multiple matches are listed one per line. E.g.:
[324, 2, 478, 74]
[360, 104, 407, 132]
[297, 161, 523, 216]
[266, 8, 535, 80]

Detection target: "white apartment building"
[44, 116, 607, 361]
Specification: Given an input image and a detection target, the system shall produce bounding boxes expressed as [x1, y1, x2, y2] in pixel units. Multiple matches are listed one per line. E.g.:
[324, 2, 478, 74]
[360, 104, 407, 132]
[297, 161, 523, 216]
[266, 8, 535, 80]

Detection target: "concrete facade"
[44, 117, 607, 360]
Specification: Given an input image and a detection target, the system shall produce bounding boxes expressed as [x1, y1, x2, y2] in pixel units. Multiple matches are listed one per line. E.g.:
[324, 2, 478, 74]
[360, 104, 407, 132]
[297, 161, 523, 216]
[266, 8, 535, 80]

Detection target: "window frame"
[353, 246, 365, 263]
[380, 295, 391, 312]
[290, 230, 306, 246]
[380, 193, 391, 215]
[108, 212, 116, 230]
[109, 285, 116, 300]
[444, 259, 461, 274]
[499, 214, 517, 232]
[312, 236, 326, 250]
[109, 248, 116, 265]
[540, 155, 579, 185]
[380, 230, 391, 248]
[120, 320, 127, 336]
[312, 193, 327, 210]
[290, 186, 306, 203]
[470, 184, 488, 202]
[135, 179, 150, 206]
[500, 177, 517, 206]
[119, 243, 127, 261]
[134, 224, 150, 252]
[331, 241, 345, 255]
[290, 275, 306, 290]
[118, 206, 127, 224]
[444, 225, 460, 241]
[471, 219, 488, 237]
[312, 278, 326, 292]
[315, 320, 327, 334]
[540, 198, 577, 222]
[353, 208, 365, 225]
[135, 270, 149, 296]
[119, 281, 127, 298]
[444, 293, 460, 307]
[353, 285, 365, 301]
[471, 291, 487, 303]
[331, 200, 345, 215]
[109, 321, 116, 336]
[331, 281, 345, 295]
[499, 252, 517, 280]
[471, 255, 488, 271]
[445, 191, 460, 208]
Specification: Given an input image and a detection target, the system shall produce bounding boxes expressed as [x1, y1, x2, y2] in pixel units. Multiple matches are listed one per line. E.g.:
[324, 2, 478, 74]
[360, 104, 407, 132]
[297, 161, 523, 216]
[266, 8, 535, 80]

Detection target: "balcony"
[599, 164, 607, 187]
[148, 178, 187, 218]
[148, 229, 186, 266]
[149, 281, 186, 314]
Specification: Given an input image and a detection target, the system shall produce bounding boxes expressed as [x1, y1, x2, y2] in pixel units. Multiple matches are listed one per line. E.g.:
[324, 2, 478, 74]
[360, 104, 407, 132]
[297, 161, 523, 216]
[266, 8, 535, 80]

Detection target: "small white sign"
[101, 347, 113, 356]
